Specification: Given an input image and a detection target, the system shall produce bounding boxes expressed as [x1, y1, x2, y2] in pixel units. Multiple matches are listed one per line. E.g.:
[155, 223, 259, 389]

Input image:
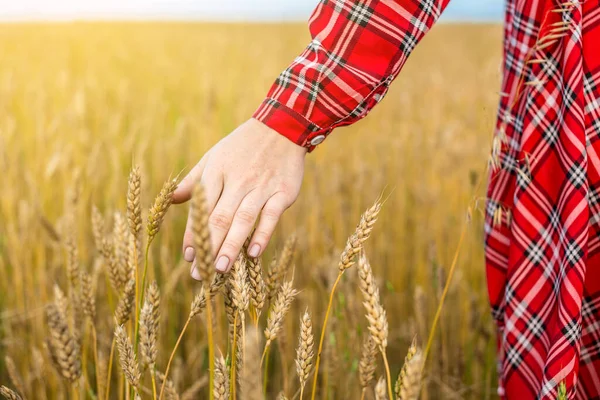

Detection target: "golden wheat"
[45, 304, 81, 382]
[295, 309, 314, 398]
[114, 325, 141, 389]
[214, 353, 230, 400]
[0, 23, 500, 400]
[114, 279, 136, 325]
[0, 386, 21, 400]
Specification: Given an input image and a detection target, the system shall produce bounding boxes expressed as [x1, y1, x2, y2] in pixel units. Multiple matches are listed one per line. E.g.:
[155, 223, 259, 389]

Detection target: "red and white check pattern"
[254, 0, 600, 399]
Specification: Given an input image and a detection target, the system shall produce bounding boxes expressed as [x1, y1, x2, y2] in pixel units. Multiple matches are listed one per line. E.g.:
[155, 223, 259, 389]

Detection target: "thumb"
[172, 155, 207, 204]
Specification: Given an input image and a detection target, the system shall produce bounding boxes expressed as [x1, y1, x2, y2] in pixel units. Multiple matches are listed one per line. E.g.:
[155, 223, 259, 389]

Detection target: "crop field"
[0, 23, 502, 399]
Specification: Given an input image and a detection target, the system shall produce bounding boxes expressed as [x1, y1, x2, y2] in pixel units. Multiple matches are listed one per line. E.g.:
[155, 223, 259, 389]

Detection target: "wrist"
[252, 99, 330, 152]
[248, 118, 308, 156]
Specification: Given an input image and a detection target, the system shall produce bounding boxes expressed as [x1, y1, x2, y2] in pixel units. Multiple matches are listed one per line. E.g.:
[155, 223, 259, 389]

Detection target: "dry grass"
[0, 22, 501, 399]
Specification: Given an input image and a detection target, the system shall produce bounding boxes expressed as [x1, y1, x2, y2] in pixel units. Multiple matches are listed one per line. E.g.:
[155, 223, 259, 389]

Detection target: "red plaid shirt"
[254, 1, 600, 399]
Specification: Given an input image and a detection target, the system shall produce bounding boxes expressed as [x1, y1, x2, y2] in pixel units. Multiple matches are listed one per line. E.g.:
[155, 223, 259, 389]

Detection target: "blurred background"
[0, 1, 505, 399]
[0, 0, 503, 21]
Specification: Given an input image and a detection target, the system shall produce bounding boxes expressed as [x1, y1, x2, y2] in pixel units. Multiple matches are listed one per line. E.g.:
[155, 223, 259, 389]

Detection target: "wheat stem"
[151, 370, 157, 400]
[105, 337, 116, 400]
[310, 272, 342, 400]
[91, 325, 100, 400]
[262, 345, 270, 394]
[205, 288, 215, 400]
[380, 348, 393, 400]
[159, 316, 190, 400]
[422, 222, 467, 372]
[231, 312, 238, 400]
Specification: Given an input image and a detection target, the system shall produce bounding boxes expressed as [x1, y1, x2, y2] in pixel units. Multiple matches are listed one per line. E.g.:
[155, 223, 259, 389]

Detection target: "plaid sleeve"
[253, 0, 451, 150]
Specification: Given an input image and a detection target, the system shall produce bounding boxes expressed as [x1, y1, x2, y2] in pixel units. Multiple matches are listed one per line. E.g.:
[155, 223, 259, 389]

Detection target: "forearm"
[254, 0, 452, 151]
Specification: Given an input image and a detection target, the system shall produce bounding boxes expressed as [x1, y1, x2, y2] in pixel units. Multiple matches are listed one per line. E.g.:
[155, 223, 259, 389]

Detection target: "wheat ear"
[214, 353, 230, 400]
[91, 205, 105, 251]
[80, 271, 96, 321]
[359, 335, 377, 399]
[262, 279, 299, 365]
[375, 376, 387, 400]
[0, 386, 22, 400]
[4, 357, 25, 400]
[295, 310, 314, 399]
[114, 325, 140, 390]
[244, 241, 266, 319]
[395, 344, 424, 400]
[46, 304, 81, 383]
[357, 250, 392, 399]
[146, 177, 178, 244]
[311, 199, 382, 400]
[114, 279, 136, 326]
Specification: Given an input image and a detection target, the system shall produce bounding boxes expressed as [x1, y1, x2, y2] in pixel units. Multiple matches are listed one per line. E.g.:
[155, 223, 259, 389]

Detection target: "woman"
[172, 1, 600, 398]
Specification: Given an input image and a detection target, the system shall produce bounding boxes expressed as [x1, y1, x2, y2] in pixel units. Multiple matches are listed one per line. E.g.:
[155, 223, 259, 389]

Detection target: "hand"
[172, 118, 307, 278]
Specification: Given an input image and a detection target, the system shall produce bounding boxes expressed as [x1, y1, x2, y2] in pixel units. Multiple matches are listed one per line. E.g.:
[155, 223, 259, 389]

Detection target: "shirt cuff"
[253, 98, 331, 152]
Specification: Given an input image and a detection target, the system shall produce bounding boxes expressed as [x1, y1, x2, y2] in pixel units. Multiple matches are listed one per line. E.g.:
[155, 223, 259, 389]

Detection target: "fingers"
[214, 193, 265, 273]
[248, 192, 288, 258]
[172, 155, 208, 204]
[205, 185, 249, 271]
[182, 169, 223, 275]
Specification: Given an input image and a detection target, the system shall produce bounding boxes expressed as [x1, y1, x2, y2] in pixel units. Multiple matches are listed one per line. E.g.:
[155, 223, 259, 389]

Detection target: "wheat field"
[0, 22, 502, 399]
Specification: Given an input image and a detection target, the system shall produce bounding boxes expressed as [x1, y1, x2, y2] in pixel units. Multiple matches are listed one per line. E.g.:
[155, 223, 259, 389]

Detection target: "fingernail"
[215, 255, 230, 273]
[184, 247, 195, 262]
[190, 260, 201, 280]
[248, 243, 261, 258]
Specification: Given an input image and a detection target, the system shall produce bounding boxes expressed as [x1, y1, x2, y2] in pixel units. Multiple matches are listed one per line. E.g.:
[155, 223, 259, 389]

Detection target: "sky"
[0, 0, 505, 22]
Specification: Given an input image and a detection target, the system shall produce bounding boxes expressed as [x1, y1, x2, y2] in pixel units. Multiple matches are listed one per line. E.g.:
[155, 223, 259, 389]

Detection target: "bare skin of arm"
[172, 118, 307, 278]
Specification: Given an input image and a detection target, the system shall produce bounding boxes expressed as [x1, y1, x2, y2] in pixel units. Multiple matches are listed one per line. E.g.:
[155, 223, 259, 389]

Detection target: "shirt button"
[310, 135, 325, 146]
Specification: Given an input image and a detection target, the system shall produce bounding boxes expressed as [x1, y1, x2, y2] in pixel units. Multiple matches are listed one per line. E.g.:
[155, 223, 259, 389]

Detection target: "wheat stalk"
[190, 182, 216, 400]
[45, 304, 81, 383]
[295, 310, 314, 399]
[160, 274, 222, 400]
[0, 386, 21, 400]
[114, 325, 141, 389]
[311, 199, 382, 400]
[230, 255, 250, 399]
